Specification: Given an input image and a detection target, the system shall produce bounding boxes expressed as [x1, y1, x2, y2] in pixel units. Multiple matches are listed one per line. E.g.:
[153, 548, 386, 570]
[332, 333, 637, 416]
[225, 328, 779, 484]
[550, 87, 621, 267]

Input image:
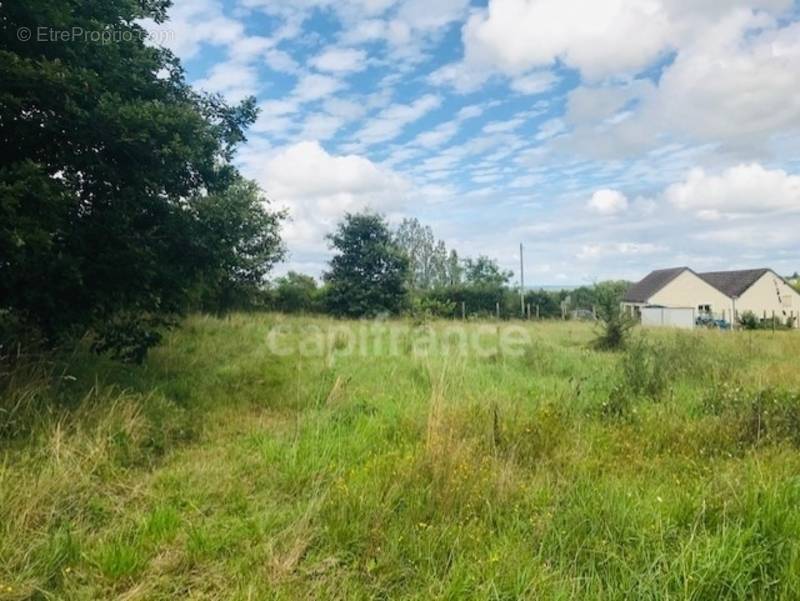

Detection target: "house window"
[698, 304, 711, 313]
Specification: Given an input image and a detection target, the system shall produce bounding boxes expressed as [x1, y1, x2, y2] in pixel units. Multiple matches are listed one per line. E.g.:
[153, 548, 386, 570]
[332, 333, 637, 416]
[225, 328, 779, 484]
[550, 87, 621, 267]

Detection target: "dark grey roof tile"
[623, 267, 689, 303]
[698, 269, 770, 298]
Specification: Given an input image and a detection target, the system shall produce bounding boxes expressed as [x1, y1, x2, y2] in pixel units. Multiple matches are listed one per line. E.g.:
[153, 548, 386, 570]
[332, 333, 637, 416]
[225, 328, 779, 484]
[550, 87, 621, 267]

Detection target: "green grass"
[2, 314, 800, 599]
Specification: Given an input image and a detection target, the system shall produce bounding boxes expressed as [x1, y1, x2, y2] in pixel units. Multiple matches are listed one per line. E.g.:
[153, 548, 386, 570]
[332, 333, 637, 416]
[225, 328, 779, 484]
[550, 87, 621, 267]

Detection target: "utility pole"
[519, 242, 525, 318]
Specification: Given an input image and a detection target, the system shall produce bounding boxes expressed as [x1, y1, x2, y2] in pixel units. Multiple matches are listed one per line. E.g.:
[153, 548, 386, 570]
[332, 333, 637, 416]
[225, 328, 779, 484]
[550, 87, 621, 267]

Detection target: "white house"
[622, 267, 800, 328]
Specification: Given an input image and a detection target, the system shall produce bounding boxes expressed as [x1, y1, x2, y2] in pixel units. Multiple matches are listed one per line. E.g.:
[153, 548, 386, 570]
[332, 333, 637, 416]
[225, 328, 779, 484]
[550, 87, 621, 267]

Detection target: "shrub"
[590, 283, 634, 351]
[739, 310, 792, 331]
[409, 296, 456, 321]
[739, 311, 760, 330]
[90, 313, 175, 364]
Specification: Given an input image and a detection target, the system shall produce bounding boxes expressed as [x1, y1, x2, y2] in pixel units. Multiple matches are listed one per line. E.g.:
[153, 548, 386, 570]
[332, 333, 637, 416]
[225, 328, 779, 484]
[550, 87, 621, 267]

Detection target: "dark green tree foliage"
[324, 213, 409, 317]
[0, 0, 284, 357]
[419, 255, 512, 317]
[463, 256, 513, 288]
[522, 290, 563, 318]
[570, 281, 629, 311]
[273, 272, 321, 313]
[190, 179, 285, 313]
[424, 285, 506, 318]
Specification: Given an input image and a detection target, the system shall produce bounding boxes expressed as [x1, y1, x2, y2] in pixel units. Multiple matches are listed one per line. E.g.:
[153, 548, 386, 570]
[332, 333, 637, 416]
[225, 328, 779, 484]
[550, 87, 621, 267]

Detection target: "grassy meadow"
[2, 314, 800, 599]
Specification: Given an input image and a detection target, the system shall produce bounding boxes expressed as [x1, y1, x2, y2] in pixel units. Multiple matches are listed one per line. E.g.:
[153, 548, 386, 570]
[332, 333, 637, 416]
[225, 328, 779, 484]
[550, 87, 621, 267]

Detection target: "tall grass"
[2, 314, 800, 599]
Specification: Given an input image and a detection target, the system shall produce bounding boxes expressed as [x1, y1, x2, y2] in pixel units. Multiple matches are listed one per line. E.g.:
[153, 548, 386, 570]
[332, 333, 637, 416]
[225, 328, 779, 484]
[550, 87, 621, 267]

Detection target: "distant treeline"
[266, 273, 630, 320]
[264, 214, 631, 320]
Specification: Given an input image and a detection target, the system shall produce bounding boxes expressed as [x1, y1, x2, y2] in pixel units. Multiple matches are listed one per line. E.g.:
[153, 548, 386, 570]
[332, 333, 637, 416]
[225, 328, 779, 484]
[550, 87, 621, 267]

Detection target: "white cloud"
[164, 0, 800, 281]
[227, 35, 273, 61]
[292, 73, 345, 102]
[482, 118, 524, 134]
[321, 0, 469, 65]
[462, 0, 672, 79]
[258, 99, 299, 117]
[510, 71, 559, 95]
[428, 62, 492, 93]
[264, 48, 300, 73]
[645, 15, 800, 149]
[665, 163, 800, 216]
[251, 99, 300, 136]
[588, 189, 629, 214]
[562, 8, 800, 157]
[323, 98, 368, 121]
[144, 0, 244, 59]
[298, 114, 345, 140]
[311, 47, 368, 73]
[578, 242, 665, 260]
[354, 94, 442, 145]
[194, 60, 259, 102]
[412, 121, 460, 148]
[508, 174, 540, 188]
[535, 118, 566, 141]
[396, 0, 470, 30]
[456, 105, 484, 120]
[252, 141, 410, 249]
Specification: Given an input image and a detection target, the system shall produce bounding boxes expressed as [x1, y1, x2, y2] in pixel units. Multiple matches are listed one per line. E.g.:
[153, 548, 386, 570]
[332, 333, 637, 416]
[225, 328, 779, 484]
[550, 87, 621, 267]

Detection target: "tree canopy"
[272, 272, 321, 314]
[463, 256, 513, 288]
[394, 218, 460, 290]
[1, 0, 285, 357]
[324, 213, 409, 317]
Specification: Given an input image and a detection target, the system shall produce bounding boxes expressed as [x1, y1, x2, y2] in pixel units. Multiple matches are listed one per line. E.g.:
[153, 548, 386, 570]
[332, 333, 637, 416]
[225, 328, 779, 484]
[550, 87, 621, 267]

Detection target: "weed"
[2, 314, 800, 598]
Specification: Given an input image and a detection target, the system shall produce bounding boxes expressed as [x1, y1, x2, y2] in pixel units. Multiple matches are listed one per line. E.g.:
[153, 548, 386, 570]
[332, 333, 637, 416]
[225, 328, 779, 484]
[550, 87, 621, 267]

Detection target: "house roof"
[622, 267, 688, 303]
[698, 268, 771, 298]
[624, 266, 780, 303]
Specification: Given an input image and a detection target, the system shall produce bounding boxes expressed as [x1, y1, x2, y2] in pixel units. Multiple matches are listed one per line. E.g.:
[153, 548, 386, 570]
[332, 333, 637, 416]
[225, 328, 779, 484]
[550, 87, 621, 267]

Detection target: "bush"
[90, 313, 175, 364]
[408, 296, 456, 320]
[591, 283, 634, 351]
[739, 311, 760, 330]
[423, 285, 506, 318]
[272, 272, 323, 313]
[739, 310, 793, 330]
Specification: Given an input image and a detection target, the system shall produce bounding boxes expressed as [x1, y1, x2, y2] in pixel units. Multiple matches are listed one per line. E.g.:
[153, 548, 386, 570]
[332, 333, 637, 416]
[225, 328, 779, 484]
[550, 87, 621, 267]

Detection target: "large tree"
[0, 0, 284, 355]
[463, 256, 513, 288]
[325, 213, 409, 317]
[190, 178, 286, 313]
[394, 217, 451, 289]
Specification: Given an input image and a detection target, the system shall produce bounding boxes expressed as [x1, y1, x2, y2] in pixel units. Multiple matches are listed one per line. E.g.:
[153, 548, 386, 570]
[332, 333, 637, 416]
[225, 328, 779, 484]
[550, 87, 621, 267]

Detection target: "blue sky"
[147, 0, 800, 284]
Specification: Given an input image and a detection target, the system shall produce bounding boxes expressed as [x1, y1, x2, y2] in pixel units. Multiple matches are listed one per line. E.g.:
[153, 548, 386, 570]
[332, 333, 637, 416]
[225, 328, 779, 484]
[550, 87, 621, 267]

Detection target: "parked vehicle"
[696, 313, 731, 330]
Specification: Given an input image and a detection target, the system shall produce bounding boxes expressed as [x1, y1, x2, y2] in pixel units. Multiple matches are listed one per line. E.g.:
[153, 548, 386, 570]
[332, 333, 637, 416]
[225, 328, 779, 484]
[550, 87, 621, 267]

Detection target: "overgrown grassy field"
[3, 315, 800, 599]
